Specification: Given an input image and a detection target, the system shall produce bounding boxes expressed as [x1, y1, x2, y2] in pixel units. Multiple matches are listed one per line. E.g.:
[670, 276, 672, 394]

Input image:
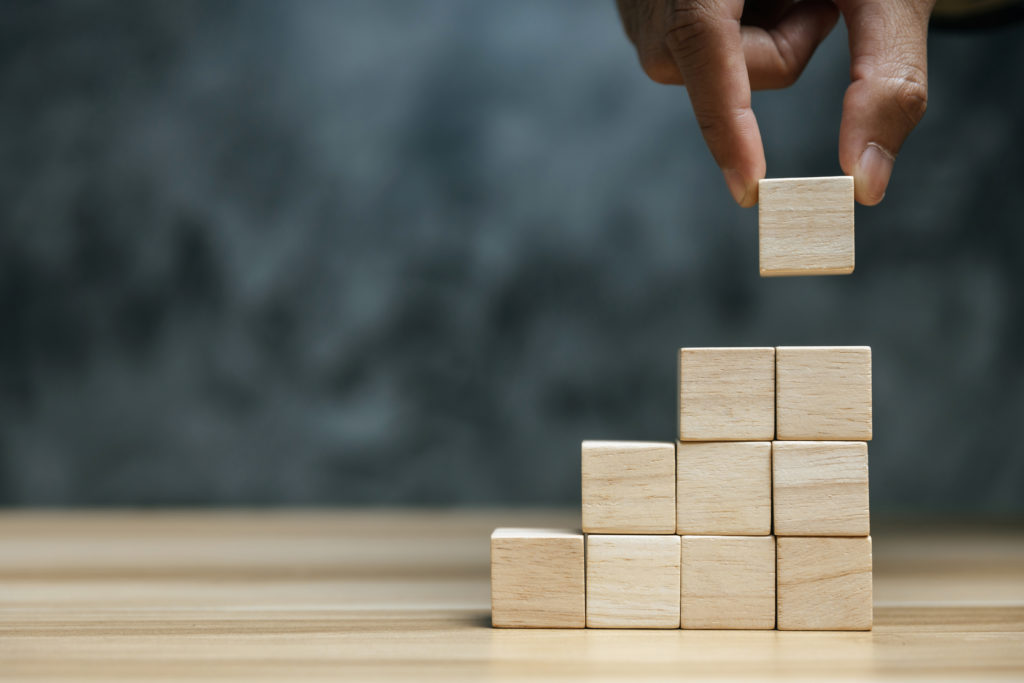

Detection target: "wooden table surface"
[1, 510, 1023, 680]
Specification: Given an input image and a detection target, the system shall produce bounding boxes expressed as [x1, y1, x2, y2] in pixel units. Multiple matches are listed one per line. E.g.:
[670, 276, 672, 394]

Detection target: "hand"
[616, 0, 935, 206]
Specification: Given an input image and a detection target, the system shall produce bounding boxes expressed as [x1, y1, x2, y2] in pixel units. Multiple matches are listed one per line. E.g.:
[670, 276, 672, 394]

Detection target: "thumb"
[837, 0, 933, 205]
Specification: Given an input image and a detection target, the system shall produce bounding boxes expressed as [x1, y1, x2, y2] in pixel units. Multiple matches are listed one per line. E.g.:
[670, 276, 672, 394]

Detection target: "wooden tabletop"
[1, 510, 1023, 680]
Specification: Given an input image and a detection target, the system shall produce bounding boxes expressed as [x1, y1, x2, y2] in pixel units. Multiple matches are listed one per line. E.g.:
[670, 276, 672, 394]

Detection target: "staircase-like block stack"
[491, 346, 873, 630]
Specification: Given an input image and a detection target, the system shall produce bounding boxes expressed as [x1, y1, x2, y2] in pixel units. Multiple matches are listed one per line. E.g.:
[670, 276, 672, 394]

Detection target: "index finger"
[665, 0, 766, 207]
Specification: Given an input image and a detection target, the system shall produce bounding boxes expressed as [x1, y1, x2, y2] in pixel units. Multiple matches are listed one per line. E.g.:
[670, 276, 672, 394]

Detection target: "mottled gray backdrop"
[2, 2, 1022, 512]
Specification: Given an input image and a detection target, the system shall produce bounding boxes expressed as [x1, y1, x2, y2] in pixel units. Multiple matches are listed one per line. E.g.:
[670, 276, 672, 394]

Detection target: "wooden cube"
[582, 441, 676, 534]
[776, 346, 872, 440]
[773, 441, 870, 536]
[758, 176, 855, 277]
[680, 535, 776, 629]
[490, 528, 585, 628]
[586, 534, 681, 628]
[676, 441, 771, 535]
[777, 536, 873, 630]
[678, 347, 775, 441]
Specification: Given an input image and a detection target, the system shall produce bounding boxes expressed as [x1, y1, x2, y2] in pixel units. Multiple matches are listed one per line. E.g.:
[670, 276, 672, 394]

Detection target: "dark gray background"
[1, 1, 1022, 512]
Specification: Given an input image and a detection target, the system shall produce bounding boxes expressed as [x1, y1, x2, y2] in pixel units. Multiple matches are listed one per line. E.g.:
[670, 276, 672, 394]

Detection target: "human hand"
[616, 0, 935, 206]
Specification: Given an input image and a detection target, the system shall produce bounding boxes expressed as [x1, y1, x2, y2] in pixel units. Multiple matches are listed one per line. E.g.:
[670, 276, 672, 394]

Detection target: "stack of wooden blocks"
[491, 346, 873, 630]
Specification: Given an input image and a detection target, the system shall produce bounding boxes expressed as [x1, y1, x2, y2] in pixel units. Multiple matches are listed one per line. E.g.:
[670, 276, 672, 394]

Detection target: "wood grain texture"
[777, 536, 873, 631]
[758, 176, 855, 277]
[776, 346, 872, 441]
[676, 441, 771, 535]
[586, 534, 681, 629]
[681, 535, 776, 629]
[582, 441, 675, 534]
[773, 441, 870, 536]
[1, 511, 1023, 680]
[678, 347, 775, 441]
[491, 528, 585, 628]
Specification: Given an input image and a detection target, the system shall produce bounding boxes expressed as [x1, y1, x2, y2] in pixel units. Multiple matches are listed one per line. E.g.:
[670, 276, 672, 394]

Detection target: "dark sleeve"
[931, 0, 1024, 29]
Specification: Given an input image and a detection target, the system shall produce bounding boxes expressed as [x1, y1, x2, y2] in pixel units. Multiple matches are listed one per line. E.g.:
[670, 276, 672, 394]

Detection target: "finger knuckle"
[767, 30, 801, 88]
[664, 1, 715, 57]
[616, 0, 640, 40]
[640, 49, 682, 84]
[692, 105, 745, 145]
[888, 69, 928, 127]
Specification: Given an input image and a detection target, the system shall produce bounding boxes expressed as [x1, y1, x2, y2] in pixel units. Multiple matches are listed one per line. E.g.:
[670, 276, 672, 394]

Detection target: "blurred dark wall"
[1, 1, 1022, 512]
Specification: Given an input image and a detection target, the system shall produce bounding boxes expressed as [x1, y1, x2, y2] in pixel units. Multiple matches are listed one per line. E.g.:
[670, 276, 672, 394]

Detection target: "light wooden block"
[490, 528, 585, 628]
[680, 535, 776, 629]
[773, 441, 870, 536]
[758, 176, 855, 277]
[676, 441, 771, 535]
[586, 534, 681, 628]
[776, 346, 872, 440]
[678, 347, 775, 441]
[777, 536, 873, 630]
[582, 441, 676, 534]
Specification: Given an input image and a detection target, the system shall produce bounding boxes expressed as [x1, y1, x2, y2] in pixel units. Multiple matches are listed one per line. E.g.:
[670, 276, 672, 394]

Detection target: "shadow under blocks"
[490, 346, 872, 630]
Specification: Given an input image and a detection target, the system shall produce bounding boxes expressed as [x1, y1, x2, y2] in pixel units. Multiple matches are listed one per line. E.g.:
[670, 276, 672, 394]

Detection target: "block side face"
[776, 346, 872, 440]
[677, 349, 685, 442]
[678, 348, 775, 441]
[491, 534, 585, 628]
[586, 535, 681, 629]
[777, 536, 873, 631]
[582, 441, 676, 534]
[680, 535, 776, 629]
[772, 441, 870, 536]
[676, 441, 772, 535]
[758, 177, 855, 277]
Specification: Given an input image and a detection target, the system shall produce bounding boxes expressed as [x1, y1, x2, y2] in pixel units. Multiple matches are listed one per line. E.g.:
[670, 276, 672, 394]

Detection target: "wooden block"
[777, 536, 873, 630]
[776, 346, 872, 440]
[582, 441, 675, 534]
[676, 441, 771, 535]
[758, 176, 855, 277]
[490, 528, 584, 628]
[678, 347, 775, 441]
[680, 535, 776, 629]
[586, 534, 681, 628]
[773, 441, 870, 536]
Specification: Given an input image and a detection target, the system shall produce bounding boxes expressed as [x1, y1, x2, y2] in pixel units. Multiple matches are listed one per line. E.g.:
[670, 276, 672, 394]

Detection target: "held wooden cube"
[776, 346, 872, 441]
[777, 536, 873, 631]
[758, 176, 855, 277]
[680, 535, 776, 629]
[582, 441, 676, 534]
[676, 441, 771, 535]
[678, 347, 775, 441]
[586, 534, 681, 628]
[773, 441, 870, 536]
[490, 528, 585, 628]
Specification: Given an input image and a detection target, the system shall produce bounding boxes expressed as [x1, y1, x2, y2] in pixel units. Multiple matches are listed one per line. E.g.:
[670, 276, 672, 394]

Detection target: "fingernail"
[855, 143, 894, 205]
[723, 168, 751, 206]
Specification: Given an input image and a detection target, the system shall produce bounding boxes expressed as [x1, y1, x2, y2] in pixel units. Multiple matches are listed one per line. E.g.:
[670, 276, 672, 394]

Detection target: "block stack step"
[490, 345, 873, 631]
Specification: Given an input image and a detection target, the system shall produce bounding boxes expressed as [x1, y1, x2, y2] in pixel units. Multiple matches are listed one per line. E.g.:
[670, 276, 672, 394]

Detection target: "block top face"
[581, 440, 672, 454]
[758, 176, 854, 277]
[776, 346, 872, 441]
[491, 528, 582, 540]
[678, 347, 775, 441]
[582, 441, 676, 534]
